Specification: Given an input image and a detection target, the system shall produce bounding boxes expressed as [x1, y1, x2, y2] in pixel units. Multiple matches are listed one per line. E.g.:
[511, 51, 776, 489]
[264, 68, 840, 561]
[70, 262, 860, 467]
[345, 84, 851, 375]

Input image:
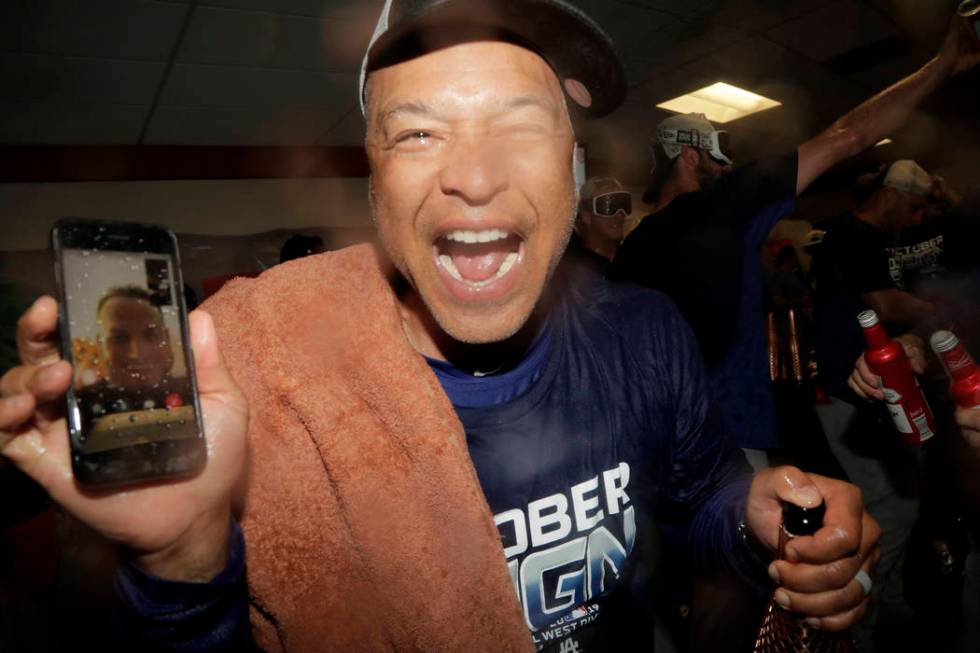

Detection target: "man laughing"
[1, 2, 880, 651]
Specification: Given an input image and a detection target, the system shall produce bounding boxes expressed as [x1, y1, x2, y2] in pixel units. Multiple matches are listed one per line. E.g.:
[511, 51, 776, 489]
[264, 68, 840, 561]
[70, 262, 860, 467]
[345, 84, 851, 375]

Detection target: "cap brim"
[365, 0, 626, 118]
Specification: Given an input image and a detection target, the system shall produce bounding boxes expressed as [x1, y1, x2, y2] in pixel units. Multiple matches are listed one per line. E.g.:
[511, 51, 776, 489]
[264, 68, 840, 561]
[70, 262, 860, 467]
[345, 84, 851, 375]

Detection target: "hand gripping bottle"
[930, 330, 980, 409]
[858, 310, 935, 445]
[754, 502, 856, 653]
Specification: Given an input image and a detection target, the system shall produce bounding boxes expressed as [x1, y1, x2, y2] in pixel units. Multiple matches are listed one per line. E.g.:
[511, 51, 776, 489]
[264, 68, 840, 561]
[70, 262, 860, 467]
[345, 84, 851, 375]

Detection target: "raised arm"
[796, 15, 980, 194]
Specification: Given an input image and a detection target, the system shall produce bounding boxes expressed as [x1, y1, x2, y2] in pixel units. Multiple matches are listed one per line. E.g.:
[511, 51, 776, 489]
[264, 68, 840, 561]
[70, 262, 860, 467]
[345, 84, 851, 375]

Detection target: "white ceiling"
[0, 0, 973, 169]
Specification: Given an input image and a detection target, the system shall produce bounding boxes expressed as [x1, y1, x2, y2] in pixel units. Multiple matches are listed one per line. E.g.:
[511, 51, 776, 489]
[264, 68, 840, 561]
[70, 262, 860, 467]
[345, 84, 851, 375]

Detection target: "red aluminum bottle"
[961, 0, 980, 41]
[930, 330, 980, 409]
[858, 310, 936, 444]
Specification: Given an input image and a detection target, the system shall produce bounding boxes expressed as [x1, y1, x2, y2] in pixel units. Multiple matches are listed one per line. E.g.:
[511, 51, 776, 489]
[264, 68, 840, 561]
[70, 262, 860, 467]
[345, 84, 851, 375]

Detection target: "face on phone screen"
[61, 248, 198, 455]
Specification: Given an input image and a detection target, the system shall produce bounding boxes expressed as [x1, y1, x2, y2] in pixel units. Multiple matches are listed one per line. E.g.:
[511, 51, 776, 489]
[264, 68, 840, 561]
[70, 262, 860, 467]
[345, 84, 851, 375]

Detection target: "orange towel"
[203, 243, 533, 653]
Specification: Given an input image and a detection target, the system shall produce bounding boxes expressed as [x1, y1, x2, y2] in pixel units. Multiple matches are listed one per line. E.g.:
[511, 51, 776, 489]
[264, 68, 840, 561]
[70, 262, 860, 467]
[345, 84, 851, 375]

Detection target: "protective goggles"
[586, 191, 632, 217]
[658, 126, 734, 166]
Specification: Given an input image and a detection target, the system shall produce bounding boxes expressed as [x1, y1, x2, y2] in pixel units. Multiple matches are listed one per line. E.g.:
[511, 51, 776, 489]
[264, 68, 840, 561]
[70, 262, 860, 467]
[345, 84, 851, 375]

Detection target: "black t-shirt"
[813, 213, 898, 400]
[610, 154, 798, 369]
[886, 221, 946, 292]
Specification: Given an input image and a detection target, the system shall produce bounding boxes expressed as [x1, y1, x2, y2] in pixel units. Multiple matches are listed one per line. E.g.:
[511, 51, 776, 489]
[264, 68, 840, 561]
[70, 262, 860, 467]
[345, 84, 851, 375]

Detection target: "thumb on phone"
[189, 310, 239, 399]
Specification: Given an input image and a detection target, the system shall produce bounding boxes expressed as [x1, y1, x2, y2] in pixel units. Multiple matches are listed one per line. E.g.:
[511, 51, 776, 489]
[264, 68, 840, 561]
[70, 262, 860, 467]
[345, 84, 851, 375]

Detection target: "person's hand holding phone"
[0, 296, 248, 582]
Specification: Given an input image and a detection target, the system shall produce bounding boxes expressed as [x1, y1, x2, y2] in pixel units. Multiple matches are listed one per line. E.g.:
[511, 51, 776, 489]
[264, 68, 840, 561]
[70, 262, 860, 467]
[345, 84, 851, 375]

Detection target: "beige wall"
[0, 177, 373, 251]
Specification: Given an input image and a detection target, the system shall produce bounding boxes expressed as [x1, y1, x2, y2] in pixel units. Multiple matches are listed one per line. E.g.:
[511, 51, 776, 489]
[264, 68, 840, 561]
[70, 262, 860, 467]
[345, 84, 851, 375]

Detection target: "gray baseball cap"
[359, 0, 627, 119]
[883, 160, 933, 197]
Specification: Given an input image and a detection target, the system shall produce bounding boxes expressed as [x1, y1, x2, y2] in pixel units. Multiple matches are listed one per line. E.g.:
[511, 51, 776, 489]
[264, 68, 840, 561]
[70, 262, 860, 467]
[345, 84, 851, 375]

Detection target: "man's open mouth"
[434, 229, 524, 288]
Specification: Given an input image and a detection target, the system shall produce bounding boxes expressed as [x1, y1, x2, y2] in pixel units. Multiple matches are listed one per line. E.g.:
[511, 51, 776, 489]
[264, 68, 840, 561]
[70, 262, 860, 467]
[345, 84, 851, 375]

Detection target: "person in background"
[848, 333, 980, 653]
[279, 234, 325, 264]
[564, 177, 630, 274]
[841, 172, 980, 653]
[612, 18, 980, 649]
[813, 160, 954, 651]
[614, 14, 980, 464]
[816, 161, 937, 407]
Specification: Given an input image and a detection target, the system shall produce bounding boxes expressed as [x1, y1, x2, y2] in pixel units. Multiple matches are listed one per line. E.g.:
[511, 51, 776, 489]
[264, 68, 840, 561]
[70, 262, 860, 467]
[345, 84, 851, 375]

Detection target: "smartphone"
[51, 218, 206, 487]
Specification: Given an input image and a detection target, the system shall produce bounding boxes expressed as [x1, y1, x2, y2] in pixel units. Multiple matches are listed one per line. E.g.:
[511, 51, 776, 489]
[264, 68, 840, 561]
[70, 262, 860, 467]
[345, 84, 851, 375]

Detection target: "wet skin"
[365, 40, 578, 356]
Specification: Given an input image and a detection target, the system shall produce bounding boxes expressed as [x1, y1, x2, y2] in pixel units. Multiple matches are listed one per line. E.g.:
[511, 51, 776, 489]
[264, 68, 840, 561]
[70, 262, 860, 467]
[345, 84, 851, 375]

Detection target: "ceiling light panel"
[656, 82, 782, 123]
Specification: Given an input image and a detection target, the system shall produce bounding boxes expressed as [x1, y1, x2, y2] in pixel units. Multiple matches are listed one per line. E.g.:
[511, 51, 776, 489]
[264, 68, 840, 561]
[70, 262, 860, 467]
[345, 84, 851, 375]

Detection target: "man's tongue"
[444, 240, 511, 283]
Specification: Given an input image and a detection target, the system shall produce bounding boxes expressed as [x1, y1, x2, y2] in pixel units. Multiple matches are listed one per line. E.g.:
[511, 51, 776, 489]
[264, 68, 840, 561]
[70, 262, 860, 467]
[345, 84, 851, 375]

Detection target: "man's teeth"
[498, 251, 518, 276]
[438, 251, 519, 284]
[438, 255, 462, 281]
[443, 229, 510, 244]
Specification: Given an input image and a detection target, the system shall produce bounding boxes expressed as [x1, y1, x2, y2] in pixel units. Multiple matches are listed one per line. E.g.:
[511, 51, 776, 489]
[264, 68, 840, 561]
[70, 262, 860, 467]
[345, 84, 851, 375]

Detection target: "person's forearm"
[830, 54, 951, 153]
[796, 54, 953, 193]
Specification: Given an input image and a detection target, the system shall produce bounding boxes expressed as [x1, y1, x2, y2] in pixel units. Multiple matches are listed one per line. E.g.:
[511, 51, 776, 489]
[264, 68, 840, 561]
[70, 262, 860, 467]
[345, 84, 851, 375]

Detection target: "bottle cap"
[857, 310, 879, 328]
[783, 502, 826, 537]
[930, 330, 959, 355]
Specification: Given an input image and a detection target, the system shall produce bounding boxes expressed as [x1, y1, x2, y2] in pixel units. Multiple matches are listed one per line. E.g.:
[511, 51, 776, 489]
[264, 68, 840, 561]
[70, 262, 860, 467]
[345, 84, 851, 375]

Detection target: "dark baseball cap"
[359, 0, 627, 119]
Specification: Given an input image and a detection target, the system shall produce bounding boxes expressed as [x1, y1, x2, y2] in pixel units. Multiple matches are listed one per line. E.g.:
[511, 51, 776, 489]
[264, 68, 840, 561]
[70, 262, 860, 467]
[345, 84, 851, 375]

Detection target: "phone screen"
[54, 221, 204, 484]
[60, 247, 200, 457]
[53, 220, 206, 486]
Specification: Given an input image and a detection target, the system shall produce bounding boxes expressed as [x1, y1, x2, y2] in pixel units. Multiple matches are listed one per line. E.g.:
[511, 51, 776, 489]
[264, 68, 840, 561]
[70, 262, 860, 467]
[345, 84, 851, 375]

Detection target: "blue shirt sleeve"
[110, 521, 258, 652]
[649, 299, 772, 590]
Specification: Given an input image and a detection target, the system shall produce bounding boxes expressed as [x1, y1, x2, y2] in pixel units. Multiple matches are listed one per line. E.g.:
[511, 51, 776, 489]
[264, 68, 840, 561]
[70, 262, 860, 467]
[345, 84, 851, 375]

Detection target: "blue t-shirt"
[113, 267, 759, 652]
[433, 268, 756, 651]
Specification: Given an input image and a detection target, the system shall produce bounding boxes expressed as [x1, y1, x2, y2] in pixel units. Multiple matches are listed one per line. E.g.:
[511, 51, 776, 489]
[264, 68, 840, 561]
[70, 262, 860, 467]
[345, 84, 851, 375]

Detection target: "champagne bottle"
[754, 502, 856, 652]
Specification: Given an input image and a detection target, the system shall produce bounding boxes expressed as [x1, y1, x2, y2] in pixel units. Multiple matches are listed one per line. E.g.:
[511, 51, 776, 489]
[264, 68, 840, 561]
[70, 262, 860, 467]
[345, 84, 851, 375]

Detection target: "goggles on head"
[586, 191, 632, 217]
[657, 126, 734, 166]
